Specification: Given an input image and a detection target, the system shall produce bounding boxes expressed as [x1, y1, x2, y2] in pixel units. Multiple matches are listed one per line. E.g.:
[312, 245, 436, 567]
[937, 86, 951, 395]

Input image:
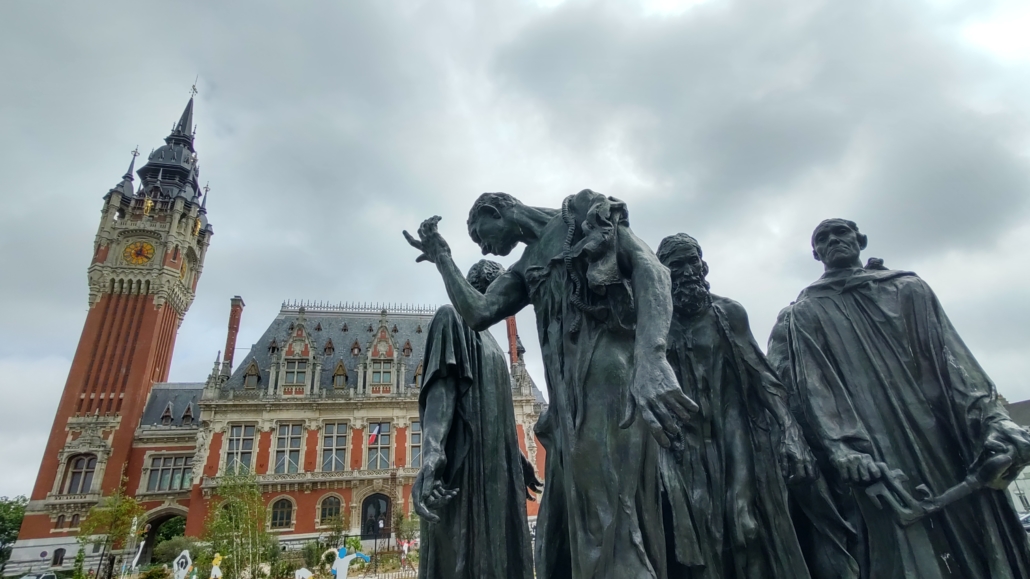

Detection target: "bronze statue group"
[403, 190, 1030, 579]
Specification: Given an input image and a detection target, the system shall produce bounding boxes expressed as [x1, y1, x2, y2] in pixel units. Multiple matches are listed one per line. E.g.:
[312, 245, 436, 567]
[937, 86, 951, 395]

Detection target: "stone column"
[312, 360, 322, 396]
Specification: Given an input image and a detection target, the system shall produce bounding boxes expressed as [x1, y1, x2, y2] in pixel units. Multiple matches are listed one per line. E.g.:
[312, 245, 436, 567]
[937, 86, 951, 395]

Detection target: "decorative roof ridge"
[280, 300, 439, 315]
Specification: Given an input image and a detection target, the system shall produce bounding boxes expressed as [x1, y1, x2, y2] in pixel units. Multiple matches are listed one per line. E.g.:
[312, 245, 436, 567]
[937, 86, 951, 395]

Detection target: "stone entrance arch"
[137, 507, 188, 567]
[359, 493, 391, 539]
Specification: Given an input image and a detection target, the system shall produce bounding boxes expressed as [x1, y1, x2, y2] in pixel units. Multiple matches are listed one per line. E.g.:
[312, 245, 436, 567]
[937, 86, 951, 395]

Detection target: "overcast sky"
[1, 0, 1029, 498]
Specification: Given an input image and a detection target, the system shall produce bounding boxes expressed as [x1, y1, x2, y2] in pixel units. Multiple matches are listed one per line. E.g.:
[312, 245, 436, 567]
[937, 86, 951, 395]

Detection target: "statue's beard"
[672, 275, 711, 317]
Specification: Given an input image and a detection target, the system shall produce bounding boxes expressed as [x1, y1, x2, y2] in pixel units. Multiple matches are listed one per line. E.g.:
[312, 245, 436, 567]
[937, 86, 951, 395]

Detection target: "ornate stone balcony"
[200, 468, 420, 494]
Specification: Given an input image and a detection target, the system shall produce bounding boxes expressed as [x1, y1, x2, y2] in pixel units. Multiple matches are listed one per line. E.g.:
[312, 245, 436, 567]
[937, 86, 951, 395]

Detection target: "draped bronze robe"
[418, 305, 534, 579]
[770, 267, 1030, 579]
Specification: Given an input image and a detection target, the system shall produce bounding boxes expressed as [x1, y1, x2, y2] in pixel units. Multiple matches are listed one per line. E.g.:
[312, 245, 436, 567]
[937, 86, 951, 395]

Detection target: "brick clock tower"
[17, 98, 212, 543]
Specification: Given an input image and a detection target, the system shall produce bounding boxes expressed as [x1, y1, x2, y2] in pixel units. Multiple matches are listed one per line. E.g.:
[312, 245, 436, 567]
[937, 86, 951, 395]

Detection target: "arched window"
[320, 496, 341, 523]
[270, 499, 293, 529]
[70, 514, 80, 528]
[63, 455, 97, 494]
[52, 548, 66, 566]
[54, 515, 65, 529]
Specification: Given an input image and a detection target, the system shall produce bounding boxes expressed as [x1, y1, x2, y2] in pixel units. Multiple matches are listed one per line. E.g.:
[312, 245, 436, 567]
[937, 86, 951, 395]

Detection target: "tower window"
[54, 515, 65, 530]
[146, 455, 194, 492]
[367, 422, 391, 470]
[63, 455, 97, 494]
[275, 423, 303, 474]
[226, 425, 255, 474]
[270, 499, 293, 529]
[284, 360, 307, 385]
[322, 422, 348, 472]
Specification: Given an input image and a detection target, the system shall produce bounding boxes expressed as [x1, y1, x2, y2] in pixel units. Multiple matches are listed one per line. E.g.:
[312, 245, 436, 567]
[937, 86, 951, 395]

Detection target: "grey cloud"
[492, 0, 1030, 253]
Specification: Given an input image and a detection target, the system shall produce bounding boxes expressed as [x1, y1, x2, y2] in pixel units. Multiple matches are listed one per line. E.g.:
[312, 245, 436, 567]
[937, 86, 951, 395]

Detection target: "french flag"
[368, 424, 380, 445]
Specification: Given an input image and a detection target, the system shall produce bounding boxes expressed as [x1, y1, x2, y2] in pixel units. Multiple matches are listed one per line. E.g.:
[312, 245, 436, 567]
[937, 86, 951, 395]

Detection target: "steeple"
[136, 95, 201, 201]
[166, 97, 195, 152]
[122, 148, 137, 182]
[108, 148, 138, 198]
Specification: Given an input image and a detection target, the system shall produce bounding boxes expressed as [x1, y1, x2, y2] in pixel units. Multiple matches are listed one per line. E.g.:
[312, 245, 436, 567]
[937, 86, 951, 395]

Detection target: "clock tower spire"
[20, 96, 214, 539]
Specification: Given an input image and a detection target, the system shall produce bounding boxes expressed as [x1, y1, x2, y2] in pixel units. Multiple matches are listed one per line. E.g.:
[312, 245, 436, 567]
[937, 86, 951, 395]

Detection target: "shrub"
[139, 566, 170, 579]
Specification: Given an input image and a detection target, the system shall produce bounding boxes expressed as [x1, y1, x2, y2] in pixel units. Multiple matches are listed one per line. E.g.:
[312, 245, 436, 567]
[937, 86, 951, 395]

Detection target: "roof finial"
[123, 146, 139, 182]
[201, 182, 210, 209]
[190, 76, 199, 98]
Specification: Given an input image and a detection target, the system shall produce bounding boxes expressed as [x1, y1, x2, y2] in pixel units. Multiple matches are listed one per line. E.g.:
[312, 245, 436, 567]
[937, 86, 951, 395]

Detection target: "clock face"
[123, 241, 155, 265]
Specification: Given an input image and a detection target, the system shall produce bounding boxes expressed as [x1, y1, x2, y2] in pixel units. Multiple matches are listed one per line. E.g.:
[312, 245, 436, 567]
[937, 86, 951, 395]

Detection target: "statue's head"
[466, 259, 505, 293]
[657, 233, 711, 316]
[811, 218, 867, 271]
[467, 192, 522, 256]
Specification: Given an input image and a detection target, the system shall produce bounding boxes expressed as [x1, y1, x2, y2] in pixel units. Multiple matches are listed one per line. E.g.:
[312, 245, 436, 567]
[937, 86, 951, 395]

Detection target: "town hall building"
[5, 97, 546, 576]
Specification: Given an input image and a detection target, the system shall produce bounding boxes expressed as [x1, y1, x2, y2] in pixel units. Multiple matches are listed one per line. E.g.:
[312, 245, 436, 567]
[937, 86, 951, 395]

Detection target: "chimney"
[222, 296, 245, 375]
[505, 316, 519, 369]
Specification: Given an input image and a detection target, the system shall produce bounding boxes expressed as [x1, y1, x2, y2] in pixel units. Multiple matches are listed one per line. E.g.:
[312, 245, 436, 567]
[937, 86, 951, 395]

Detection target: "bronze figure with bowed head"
[404, 190, 698, 579]
[413, 259, 540, 579]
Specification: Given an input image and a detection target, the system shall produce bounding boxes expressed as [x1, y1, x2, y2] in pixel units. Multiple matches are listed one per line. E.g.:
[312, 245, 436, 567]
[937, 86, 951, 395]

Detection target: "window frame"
[62, 454, 98, 495]
[283, 359, 308, 385]
[321, 422, 348, 472]
[318, 495, 343, 526]
[145, 454, 195, 493]
[225, 424, 256, 474]
[366, 421, 391, 470]
[274, 423, 304, 474]
[409, 421, 422, 468]
[269, 497, 295, 530]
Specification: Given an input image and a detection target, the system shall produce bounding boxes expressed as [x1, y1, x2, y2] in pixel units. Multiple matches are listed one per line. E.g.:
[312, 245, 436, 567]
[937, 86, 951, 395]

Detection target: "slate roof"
[141, 382, 203, 427]
[222, 302, 439, 393]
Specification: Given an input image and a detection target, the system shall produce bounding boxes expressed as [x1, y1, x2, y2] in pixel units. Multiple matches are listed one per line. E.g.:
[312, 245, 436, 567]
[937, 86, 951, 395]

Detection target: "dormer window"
[332, 362, 348, 389]
[315, 322, 323, 332]
[160, 403, 174, 426]
[351, 341, 361, 356]
[181, 405, 194, 426]
[268, 339, 279, 355]
[402, 340, 412, 357]
[371, 361, 392, 385]
[342, 323, 348, 332]
[324, 339, 335, 356]
[414, 361, 424, 388]
[244, 362, 260, 389]
[284, 360, 307, 385]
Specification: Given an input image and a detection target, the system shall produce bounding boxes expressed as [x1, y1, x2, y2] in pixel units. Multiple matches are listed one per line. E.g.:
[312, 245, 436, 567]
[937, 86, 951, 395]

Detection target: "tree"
[72, 547, 86, 579]
[155, 517, 186, 543]
[0, 495, 27, 570]
[78, 485, 145, 551]
[321, 515, 346, 550]
[392, 511, 419, 544]
[153, 536, 202, 565]
[203, 473, 276, 579]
